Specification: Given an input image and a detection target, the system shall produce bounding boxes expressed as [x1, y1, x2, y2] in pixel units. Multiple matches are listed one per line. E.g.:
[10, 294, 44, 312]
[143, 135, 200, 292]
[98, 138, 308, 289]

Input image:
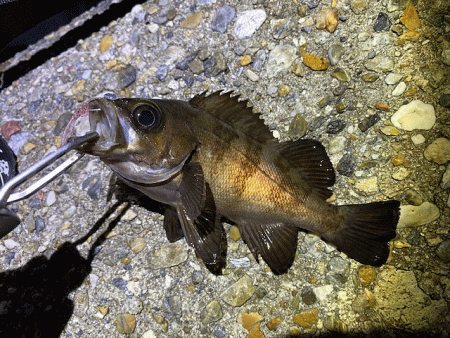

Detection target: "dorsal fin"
[275, 139, 335, 200]
[189, 91, 277, 145]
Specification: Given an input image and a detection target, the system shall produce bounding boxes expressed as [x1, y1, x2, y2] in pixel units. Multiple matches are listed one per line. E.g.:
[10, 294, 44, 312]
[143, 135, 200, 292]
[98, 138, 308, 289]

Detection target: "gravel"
[1, 0, 450, 337]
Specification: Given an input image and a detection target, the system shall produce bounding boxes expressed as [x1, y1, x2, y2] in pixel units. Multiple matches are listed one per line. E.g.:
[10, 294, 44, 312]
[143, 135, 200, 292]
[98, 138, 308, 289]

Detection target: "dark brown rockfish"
[69, 91, 399, 274]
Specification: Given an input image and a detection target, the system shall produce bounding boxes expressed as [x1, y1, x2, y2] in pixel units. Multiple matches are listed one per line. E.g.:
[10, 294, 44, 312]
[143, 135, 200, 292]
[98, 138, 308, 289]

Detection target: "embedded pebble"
[4, 239, 19, 249]
[315, 7, 338, 33]
[398, 202, 440, 228]
[442, 50, 450, 66]
[374, 12, 391, 31]
[326, 120, 346, 134]
[147, 243, 188, 269]
[327, 44, 344, 66]
[63, 205, 77, 219]
[294, 309, 318, 328]
[252, 49, 266, 71]
[1, 121, 21, 139]
[100, 35, 113, 53]
[234, 9, 267, 39]
[391, 81, 406, 96]
[301, 288, 317, 305]
[355, 176, 378, 194]
[201, 300, 223, 324]
[289, 113, 307, 139]
[238, 312, 263, 330]
[220, 275, 255, 306]
[361, 73, 378, 82]
[424, 138, 450, 164]
[436, 241, 450, 262]
[116, 313, 136, 334]
[35, 216, 45, 233]
[442, 165, 450, 189]
[119, 64, 137, 88]
[358, 113, 380, 132]
[350, 0, 368, 14]
[358, 266, 376, 286]
[211, 5, 235, 34]
[364, 55, 394, 73]
[400, 4, 421, 31]
[411, 134, 425, 145]
[439, 93, 450, 108]
[392, 167, 410, 180]
[327, 256, 350, 283]
[130, 238, 146, 253]
[352, 290, 375, 313]
[162, 295, 182, 319]
[331, 68, 350, 82]
[391, 100, 436, 131]
[313, 284, 333, 302]
[380, 126, 400, 136]
[180, 12, 203, 29]
[266, 44, 297, 78]
[385, 73, 403, 85]
[328, 136, 346, 155]
[336, 153, 355, 176]
[303, 53, 329, 70]
[244, 69, 259, 82]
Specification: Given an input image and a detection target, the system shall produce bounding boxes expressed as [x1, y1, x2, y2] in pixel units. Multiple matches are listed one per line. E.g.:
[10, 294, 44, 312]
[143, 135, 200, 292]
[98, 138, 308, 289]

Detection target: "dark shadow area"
[0, 0, 148, 89]
[0, 201, 130, 337]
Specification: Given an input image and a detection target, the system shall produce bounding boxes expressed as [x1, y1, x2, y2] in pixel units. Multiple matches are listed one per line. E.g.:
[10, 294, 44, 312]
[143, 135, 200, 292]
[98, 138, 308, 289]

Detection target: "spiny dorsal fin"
[189, 91, 277, 145]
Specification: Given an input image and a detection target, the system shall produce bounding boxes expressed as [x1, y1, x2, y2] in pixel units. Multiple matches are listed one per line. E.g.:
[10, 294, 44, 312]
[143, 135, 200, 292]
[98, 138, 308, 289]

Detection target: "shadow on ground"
[0, 201, 129, 337]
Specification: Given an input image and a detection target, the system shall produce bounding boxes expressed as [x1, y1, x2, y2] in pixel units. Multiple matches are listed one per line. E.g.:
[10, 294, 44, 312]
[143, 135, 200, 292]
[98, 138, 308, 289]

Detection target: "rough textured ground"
[1, 0, 449, 337]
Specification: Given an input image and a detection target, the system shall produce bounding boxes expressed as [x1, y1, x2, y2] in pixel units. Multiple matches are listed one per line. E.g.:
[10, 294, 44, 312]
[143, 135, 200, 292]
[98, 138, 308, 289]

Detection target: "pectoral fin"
[179, 161, 205, 220]
[239, 222, 299, 275]
[176, 184, 227, 275]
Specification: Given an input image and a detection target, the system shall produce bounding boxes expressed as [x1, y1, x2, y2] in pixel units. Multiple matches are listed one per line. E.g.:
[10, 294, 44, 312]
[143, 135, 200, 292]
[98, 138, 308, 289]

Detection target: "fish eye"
[132, 104, 161, 130]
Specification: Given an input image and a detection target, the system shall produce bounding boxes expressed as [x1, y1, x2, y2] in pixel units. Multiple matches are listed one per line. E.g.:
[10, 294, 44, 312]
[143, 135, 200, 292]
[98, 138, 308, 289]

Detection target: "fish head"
[81, 97, 198, 184]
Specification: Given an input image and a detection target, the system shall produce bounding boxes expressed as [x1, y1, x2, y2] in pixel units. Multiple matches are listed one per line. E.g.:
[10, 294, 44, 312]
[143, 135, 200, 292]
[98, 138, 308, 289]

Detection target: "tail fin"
[323, 200, 400, 266]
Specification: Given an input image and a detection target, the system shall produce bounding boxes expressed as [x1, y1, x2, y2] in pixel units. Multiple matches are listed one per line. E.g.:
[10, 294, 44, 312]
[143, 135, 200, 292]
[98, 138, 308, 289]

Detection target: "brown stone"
[181, 12, 203, 29]
[293, 309, 319, 328]
[240, 55, 252, 66]
[239, 312, 264, 330]
[316, 8, 338, 33]
[100, 35, 113, 53]
[1, 120, 21, 139]
[376, 101, 390, 112]
[248, 322, 264, 338]
[358, 265, 377, 286]
[230, 225, 241, 241]
[391, 154, 406, 166]
[303, 53, 329, 70]
[267, 317, 282, 330]
[116, 313, 136, 334]
[400, 4, 421, 31]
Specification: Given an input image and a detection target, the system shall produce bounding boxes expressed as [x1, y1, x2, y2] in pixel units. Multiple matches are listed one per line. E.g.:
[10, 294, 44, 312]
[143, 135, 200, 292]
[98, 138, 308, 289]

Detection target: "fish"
[66, 91, 400, 275]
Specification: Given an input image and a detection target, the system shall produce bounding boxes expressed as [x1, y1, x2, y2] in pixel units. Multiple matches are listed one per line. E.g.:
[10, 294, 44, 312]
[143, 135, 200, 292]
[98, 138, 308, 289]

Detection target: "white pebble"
[46, 191, 56, 206]
[411, 134, 425, 145]
[391, 81, 406, 96]
[4, 239, 19, 249]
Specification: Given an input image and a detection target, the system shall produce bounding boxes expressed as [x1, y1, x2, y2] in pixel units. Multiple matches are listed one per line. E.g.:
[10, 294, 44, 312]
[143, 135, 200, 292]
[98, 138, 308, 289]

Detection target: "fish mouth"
[85, 98, 126, 154]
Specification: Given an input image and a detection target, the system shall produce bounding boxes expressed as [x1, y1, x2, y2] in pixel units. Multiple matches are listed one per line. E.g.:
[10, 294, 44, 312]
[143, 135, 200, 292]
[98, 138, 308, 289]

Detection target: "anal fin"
[163, 207, 184, 242]
[239, 222, 299, 275]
